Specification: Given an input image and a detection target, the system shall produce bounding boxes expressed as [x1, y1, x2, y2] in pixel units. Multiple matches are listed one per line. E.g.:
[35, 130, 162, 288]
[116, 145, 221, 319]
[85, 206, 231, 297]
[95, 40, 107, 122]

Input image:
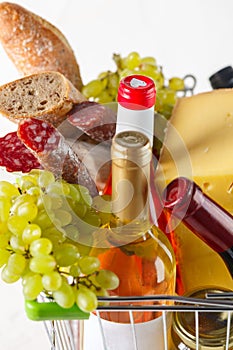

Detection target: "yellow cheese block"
[156, 89, 233, 293]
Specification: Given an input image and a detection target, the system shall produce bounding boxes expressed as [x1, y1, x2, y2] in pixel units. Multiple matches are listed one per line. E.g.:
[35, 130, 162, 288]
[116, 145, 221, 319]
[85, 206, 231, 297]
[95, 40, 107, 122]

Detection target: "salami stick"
[67, 102, 117, 142]
[0, 131, 41, 172]
[17, 118, 98, 196]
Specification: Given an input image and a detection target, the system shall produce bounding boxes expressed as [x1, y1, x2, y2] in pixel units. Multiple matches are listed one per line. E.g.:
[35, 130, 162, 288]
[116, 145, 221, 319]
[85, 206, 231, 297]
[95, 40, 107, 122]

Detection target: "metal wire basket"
[39, 293, 233, 350]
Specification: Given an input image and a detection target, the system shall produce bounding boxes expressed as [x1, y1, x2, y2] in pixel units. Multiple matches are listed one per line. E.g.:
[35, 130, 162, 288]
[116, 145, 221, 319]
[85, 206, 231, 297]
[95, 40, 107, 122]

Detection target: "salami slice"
[0, 131, 41, 172]
[17, 118, 98, 196]
[67, 101, 117, 142]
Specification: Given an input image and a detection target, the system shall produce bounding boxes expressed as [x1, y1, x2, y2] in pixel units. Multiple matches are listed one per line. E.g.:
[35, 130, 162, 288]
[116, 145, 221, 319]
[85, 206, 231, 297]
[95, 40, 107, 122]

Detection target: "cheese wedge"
[156, 89, 233, 293]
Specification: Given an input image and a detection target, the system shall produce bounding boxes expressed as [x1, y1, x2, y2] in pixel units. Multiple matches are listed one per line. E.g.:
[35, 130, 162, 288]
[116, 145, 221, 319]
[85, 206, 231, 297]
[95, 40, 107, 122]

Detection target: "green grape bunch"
[81, 51, 196, 119]
[0, 170, 119, 313]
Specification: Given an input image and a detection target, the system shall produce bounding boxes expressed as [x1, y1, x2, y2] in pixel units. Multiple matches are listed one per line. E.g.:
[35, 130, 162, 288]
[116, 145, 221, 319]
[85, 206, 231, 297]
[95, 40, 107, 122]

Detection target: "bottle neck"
[116, 104, 154, 147]
[111, 131, 152, 240]
[163, 177, 233, 253]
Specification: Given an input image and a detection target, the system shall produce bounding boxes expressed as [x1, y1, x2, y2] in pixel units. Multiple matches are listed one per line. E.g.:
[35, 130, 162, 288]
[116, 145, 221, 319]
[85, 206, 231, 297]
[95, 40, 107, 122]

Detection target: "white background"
[0, 0, 233, 349]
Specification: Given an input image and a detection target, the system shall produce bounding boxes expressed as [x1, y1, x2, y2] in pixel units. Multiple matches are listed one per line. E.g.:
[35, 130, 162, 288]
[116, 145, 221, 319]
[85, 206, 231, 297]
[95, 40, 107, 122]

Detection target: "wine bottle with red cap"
[88, 130, 176, 350]
[162, 177, 233, 277]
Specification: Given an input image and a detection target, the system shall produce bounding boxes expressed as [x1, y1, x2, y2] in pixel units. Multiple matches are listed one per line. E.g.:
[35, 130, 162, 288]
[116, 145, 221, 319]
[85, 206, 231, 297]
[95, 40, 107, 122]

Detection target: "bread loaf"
[0, 71, 86, 126]
[0, 2, 83, 91]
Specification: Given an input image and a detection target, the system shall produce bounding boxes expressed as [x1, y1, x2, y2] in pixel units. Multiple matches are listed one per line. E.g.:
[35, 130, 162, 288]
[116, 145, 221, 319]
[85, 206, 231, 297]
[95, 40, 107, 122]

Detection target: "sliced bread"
[0, 71, 86, 126]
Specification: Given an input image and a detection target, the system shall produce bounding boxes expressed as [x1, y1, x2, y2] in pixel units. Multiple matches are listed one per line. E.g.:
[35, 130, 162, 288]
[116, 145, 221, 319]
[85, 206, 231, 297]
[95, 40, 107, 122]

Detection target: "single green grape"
[157, 88, 176, 107]
[82, 80, 104, 99]
[42, 271, 62, 291]
[22, 223, 42, 244]
[0, 181, 19, 197]
[96, 270, 120, 290]
[54, 243, 80, 267]
[7, 253, 26, 276]
[168, 77, 185, 91]
[1, 265, 20, 283]
[76, 285, 98, 313]
[83, 210, 102, 228]
[53, 279, 75, 309]
[16, 202, 38, 221]
[29, 238, 53, 256]
[29, 254, 56, 274]
[23, 274, 43, 300]
[7, 215, 28, 236]
[54, 209, 72, 227]
[78, 256, 100, 275]
[125, 51, 141, 70]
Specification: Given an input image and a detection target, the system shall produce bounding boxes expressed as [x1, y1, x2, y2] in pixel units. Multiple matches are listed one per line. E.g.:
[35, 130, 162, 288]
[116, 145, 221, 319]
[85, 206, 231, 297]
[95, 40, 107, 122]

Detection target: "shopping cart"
[27, 292, 233, 350]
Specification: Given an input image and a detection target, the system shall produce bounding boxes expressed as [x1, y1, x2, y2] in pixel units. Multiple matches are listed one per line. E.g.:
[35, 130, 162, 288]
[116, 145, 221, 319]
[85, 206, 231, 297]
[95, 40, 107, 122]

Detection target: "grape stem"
[76, 273, 101, 291]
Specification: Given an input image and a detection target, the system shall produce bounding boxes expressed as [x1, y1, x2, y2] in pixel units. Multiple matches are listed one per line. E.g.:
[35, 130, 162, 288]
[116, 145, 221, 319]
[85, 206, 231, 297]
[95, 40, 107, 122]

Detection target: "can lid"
[117, 75, 156, 110]
[209, 66, 233, 89]
[172, 287, 233, 349]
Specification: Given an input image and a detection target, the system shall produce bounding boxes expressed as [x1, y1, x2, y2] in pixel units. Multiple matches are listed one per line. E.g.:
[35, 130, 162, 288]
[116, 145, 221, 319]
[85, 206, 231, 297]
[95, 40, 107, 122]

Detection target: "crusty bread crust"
[0, 2, 83, 91]
[0, 71, 86, 127]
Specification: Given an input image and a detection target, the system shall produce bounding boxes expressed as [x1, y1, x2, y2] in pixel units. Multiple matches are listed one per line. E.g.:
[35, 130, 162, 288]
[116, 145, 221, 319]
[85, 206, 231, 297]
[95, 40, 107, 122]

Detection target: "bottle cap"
[117, 75, 156, 110]
[209, 66, 233, 89]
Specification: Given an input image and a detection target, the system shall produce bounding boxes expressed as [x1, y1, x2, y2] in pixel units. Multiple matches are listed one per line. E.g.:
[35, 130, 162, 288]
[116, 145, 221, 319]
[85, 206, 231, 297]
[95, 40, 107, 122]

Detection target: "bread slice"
[0, 2, 83, 91]
[0, 71, 86, 126]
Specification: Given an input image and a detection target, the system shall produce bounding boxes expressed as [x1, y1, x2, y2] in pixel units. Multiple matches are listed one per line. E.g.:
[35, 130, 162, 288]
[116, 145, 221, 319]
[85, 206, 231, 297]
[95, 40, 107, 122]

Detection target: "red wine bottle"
[162, 177, 233, 277]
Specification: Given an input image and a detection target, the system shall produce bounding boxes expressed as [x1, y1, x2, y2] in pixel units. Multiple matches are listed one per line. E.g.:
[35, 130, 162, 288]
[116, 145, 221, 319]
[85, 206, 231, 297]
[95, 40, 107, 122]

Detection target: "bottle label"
[116, 104, 154, 146]
[83, 313, 172, 350]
